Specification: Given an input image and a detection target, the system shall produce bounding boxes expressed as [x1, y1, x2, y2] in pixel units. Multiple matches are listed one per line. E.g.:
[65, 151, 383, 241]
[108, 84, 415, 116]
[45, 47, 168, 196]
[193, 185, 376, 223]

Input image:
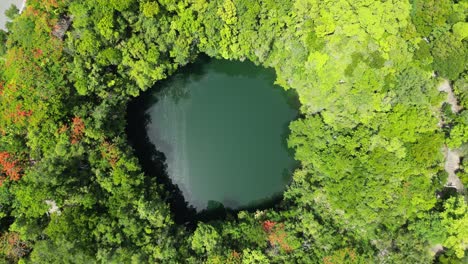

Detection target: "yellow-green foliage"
[0, 0, 466, 263]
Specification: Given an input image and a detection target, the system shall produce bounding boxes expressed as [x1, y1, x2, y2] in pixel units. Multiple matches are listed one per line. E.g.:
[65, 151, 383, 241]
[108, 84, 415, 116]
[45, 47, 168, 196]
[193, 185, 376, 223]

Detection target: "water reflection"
[127, 55, 299, 224]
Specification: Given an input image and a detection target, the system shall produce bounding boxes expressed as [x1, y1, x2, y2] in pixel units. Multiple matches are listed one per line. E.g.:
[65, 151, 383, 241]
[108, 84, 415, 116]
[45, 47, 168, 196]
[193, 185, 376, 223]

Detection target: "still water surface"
[134, 57, 298, 211]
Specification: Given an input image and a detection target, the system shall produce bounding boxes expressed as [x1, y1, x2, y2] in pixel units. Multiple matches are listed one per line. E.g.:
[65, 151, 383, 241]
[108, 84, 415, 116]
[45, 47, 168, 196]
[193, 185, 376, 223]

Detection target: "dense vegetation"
[0, 0, 467, 263]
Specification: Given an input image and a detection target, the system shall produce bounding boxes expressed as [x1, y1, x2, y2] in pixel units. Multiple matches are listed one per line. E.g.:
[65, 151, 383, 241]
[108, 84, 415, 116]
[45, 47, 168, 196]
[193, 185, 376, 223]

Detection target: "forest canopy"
[0, 0, 467, 263]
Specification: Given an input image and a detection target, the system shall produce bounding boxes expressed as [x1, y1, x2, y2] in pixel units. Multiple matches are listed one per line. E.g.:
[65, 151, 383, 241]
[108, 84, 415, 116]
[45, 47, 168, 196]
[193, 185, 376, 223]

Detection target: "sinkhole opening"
[126, 55, 300, 224]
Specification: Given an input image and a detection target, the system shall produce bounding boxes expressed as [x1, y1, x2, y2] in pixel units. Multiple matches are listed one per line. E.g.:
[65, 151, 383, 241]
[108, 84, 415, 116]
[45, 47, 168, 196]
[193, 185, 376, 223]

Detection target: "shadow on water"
[209, 57, 271, 80]
[126, 93, 197, 225]
[194, 193, 289, 223]
[125, 56, 203, 224]
[126, 54, 300, 227]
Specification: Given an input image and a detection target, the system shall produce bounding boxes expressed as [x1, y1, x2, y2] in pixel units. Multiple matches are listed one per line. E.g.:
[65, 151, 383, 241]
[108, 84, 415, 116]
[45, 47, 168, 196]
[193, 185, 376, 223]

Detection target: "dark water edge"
[126, 55, 300, 226]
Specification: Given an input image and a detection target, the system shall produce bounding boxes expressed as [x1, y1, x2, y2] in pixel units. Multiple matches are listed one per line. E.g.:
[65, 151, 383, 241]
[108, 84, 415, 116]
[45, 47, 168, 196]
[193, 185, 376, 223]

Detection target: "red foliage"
[42, 0, 59, 9]
[6, 105, 33, 124]
[0, 232, 30, 261]
[231, 250, 240, 259]
[33, 48, 43, 59]
[7, 232, 19, 245]
[71, 116, 85, 144]
[323, 248, 357, 264]
[24, 6, 40, 17]
[268, 231, 292, 252]
[15, 105, 32, 118]
[262, 221, 293, 253]
[101, 141, 119, 166]
[262, 220, 276, 232]
[0, 152, 22, 185]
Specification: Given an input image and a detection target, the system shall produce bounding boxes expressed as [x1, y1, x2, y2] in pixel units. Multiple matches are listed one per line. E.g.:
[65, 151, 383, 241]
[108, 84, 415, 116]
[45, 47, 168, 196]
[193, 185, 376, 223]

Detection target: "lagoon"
[128, 57, 298, 212]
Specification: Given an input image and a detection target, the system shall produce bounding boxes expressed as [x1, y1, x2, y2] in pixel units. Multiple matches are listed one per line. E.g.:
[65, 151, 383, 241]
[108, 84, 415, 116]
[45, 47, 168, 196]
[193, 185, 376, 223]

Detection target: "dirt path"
[438, 79, 466, 194]
[443, 147, 465, 193]
[438, 79, 461, 113]
[431, 244, 444, 255]
[19, 0, 26, 13]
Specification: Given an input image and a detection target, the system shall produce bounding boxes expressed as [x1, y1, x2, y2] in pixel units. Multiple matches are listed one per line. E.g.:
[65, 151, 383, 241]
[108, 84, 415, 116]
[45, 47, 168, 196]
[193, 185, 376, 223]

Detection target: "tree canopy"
[0, 0, 467, 263]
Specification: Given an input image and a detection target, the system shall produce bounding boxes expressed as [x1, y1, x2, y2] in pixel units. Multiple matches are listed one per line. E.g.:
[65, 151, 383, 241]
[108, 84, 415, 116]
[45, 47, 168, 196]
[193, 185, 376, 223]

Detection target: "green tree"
[191, 223, 221, 255]
[4, 4, 19, 20]
[432, 31, 467, 80]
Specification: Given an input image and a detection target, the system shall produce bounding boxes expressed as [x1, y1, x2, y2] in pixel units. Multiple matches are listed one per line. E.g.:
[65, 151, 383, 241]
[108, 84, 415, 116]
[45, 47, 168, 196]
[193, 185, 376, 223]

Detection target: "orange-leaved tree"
[0, 152, 22, 185]
[71, 116, 85, 144]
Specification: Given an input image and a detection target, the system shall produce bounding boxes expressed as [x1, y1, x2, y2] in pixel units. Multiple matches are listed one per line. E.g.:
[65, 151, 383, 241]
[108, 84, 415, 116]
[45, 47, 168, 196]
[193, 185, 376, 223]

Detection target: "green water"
[143, 57, 298, 211]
